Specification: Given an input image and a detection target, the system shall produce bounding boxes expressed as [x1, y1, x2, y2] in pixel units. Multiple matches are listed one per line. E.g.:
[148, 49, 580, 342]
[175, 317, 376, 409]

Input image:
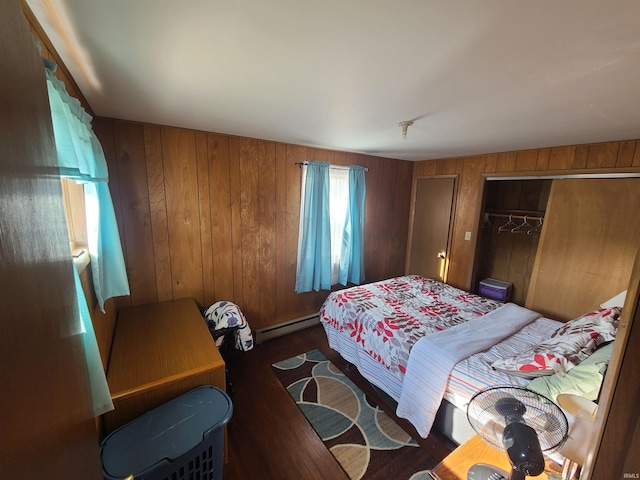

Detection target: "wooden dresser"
[103, 298, 226, 433]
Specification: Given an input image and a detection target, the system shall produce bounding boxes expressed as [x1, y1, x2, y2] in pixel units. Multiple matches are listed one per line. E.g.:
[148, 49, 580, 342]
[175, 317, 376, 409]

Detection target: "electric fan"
[466, 386, 568, 480]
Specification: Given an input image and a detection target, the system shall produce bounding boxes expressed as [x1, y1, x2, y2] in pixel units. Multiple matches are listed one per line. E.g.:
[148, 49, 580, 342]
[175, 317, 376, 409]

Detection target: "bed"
[320, 275, 620, 442]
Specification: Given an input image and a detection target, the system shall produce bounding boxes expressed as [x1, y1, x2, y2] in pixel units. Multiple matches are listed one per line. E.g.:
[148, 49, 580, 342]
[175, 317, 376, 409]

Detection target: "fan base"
[467, 463, 510, 480]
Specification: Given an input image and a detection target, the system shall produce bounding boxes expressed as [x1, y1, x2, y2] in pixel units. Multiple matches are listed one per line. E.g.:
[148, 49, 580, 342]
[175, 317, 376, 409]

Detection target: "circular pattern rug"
[273, 350, 435, 480]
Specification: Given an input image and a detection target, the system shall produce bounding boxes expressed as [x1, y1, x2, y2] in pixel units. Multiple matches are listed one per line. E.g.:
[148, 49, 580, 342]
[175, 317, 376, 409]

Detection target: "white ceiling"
[27, 0, 640, 161]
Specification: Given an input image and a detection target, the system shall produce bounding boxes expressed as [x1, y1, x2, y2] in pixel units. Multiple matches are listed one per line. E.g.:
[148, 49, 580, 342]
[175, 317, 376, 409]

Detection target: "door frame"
[405, 174, 458, 282]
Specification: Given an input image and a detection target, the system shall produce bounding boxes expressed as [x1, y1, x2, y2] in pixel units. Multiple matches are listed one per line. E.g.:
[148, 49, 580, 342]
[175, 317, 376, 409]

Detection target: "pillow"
[527, 342, 613, 401]
[491, 307, 620, 377]
[600, 290, 626, 309]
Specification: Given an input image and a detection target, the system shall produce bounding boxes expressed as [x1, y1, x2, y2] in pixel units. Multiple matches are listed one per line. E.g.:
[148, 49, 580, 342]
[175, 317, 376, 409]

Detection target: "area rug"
[272, 350, 434, 480]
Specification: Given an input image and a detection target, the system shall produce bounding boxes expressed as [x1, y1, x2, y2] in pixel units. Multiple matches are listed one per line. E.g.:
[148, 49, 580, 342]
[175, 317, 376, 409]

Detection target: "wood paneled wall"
[413, 142, 640, 292]
[94, 118, 414, 331]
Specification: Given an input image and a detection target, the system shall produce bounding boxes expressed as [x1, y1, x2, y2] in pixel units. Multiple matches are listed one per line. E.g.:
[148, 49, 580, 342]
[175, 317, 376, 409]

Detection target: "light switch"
[464, 231, 471, 240]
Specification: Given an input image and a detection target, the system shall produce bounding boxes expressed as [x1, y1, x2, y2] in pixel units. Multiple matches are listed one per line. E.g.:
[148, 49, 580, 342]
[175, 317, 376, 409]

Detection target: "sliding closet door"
[1, 1, 102, 477]
[526, 177, 640, 321]
[406, 177, 455, 282]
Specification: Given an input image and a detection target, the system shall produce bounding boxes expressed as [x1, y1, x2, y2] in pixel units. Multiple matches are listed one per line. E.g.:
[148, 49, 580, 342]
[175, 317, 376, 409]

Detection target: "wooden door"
[406, 177, 456, 282]
[0, 1, 102, 477]
[526, 178, 640, 321]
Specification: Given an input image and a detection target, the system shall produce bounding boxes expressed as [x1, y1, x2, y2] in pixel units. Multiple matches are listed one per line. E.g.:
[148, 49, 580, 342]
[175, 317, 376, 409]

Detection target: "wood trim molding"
[581, 247, 640, 478]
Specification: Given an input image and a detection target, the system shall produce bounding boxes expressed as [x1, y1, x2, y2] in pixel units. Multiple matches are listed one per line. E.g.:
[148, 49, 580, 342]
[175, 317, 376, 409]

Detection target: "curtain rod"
[295, 161, 368, 172]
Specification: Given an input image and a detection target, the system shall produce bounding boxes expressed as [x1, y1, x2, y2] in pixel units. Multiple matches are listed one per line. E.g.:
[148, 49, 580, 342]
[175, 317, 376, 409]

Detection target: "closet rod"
[488, 212, 544, 221]
[295, 161, 368, 172]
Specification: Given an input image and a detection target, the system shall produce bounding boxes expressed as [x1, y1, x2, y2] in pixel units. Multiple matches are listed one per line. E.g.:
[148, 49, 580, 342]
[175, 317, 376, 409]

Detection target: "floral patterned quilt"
[320, 275, 502, 381]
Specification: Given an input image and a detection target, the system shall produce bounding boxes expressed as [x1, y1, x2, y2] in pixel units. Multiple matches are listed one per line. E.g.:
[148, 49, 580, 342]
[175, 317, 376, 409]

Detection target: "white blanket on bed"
[396, 302, 541, 438]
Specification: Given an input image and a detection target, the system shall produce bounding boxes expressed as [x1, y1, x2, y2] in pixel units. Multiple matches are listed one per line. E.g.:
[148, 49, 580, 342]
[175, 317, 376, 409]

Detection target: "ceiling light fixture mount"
[398, 120, 414, 140]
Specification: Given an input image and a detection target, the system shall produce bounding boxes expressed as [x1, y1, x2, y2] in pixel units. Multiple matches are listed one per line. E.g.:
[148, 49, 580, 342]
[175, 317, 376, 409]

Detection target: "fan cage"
[466, 385, 568, 454]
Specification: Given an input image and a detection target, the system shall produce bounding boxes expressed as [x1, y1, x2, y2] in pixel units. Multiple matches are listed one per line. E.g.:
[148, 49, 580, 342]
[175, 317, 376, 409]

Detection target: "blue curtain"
[45, 59, 108, 182]
[84, 183, 130, 308]
[44, 57, 129, 415]
[74, 267, 114, 416]
[44, 58, 129, 310]
[295, 162, 332, 292]
[339, 166, 366, 285]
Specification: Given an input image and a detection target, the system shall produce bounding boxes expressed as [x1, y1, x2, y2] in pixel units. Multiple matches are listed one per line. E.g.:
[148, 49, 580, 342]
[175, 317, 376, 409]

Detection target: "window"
[326, 167, 349, 284]
[295, 162, 366, 293]
[60, 178, 90, 271]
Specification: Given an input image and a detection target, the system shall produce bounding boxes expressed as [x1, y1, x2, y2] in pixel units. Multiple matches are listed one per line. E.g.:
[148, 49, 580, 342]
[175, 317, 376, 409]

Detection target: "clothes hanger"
[528, 217, 543, 235]
[511, 215, 533, 234]
[498, 214, 517, 232]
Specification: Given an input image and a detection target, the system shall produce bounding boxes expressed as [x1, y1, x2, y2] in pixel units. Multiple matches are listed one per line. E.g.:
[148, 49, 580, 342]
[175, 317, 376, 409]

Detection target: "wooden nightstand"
[430, 435, 561, 480]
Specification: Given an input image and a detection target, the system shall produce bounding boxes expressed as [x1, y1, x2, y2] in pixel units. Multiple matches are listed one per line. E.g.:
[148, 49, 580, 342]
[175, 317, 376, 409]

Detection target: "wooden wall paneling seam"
[484, 153, 498, 173]
[415, 158, 437, 176]
[587, 141, 619, 169]
[114, 121, 157, 306]
[404, 175, 420, 274]
[208, 133, 234, 302]
[633, 141, 640, 166]
[616, 140, 637, 167]
[239, 137, 261, 326]
[496, 151, 516, 172]
[515, 150, 538, 172]
[283, 144, 307, 320]
[459, 157, 486, 289]
[228, 137, 244, 308]
[196, 131, 215, 307]
[161, 127, 204, 304]
[274, 142, 288, 323]
[361, 153, 380, 281]
[258, 140, 277, 330]
[449, 156, 485, 289]
[392, 160, 414, 277]
[572, 145, 590, 170]
[536, 148, 550, 171]
[435, 157, 457, 176]
[144, 124, 173, 303]
[548, 145, 576, 170]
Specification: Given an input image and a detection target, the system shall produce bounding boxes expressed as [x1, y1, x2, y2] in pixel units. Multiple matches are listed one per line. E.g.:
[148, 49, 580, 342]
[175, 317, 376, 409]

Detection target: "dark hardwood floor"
[222, 324, 455, 479]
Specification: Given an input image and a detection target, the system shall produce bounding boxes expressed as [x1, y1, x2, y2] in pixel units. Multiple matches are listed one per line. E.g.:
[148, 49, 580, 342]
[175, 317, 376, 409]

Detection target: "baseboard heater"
[255, 313, 320, 344]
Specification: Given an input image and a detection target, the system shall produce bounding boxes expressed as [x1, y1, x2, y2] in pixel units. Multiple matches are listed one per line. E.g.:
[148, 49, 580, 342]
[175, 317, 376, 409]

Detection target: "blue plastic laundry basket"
[100, 386, 232, 480]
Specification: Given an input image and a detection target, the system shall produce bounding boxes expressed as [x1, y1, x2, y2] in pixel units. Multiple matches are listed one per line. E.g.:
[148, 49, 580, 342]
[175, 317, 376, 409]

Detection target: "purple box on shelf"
[478, 278, 513, 302]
